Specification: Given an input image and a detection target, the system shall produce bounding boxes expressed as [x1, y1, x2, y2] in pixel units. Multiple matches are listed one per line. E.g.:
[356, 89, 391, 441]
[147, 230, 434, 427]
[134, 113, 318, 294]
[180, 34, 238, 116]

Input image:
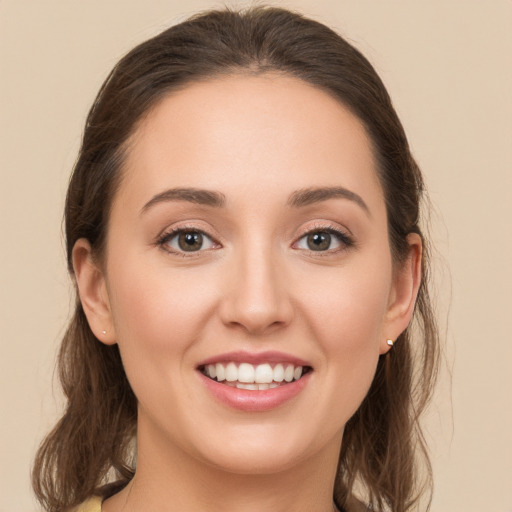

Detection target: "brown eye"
[307, 232, 331, 251]
[294, 228, 353, 253]
[178, 231, 204, 251]
[160, 229, 217, 254]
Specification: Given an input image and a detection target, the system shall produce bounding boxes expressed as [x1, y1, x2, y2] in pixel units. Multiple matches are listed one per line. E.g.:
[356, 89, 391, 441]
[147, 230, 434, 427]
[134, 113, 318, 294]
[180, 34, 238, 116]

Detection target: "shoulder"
[69, 496, 103, 512]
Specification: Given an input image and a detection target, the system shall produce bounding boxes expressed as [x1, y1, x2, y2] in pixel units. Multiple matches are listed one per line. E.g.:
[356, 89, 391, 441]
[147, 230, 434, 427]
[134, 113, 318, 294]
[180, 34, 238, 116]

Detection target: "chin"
[201, 445, 311, 476]
[190, 422, 341, 476]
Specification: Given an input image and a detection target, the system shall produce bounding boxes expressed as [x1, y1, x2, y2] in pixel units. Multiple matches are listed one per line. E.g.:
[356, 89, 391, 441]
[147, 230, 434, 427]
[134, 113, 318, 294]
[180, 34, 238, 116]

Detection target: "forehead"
[118, 73, 384, 213]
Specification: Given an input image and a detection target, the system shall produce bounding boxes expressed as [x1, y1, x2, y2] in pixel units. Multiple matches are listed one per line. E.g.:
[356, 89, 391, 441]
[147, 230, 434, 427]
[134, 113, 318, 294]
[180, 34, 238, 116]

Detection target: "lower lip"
[199, 372, 312, 412]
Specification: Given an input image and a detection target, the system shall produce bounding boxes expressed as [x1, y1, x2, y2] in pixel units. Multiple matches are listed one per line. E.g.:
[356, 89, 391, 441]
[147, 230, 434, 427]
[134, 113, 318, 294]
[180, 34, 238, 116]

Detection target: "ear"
[380, 233, 422, 354]
[72, 238, 117, 345]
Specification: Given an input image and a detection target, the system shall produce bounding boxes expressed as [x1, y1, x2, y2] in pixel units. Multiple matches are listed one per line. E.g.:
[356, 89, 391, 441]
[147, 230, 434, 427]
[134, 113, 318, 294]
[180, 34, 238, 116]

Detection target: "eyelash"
[294, 224, 355, 255]
[156, 225, 219, 258]
[156, 223, 354, 257]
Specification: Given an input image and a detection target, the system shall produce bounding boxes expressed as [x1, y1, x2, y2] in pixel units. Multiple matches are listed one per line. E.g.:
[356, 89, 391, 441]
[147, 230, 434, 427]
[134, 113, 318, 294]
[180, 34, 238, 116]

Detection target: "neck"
[104, 417, 343, 512]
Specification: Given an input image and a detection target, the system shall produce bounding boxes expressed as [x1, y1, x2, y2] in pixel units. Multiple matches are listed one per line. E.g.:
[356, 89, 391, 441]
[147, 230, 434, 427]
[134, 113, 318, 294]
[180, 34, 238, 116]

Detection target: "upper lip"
[197, 350, 312, 368]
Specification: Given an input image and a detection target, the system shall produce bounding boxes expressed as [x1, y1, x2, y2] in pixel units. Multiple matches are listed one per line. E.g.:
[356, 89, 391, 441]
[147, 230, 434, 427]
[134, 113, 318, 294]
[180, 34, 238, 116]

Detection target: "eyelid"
[156, 223, 221, 256]
[292, 222, 354, 253]
[154, 220, 354, 257]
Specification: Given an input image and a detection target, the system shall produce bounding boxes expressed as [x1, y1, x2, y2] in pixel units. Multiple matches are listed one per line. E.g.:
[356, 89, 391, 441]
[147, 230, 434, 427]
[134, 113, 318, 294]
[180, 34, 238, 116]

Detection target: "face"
[75, 73, 419, 476]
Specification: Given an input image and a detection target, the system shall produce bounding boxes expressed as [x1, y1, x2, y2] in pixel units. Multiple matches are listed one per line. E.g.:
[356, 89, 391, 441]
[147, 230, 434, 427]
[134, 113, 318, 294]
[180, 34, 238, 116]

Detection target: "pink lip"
[198, 371, 312, 412]
[197, 350, 311, 367]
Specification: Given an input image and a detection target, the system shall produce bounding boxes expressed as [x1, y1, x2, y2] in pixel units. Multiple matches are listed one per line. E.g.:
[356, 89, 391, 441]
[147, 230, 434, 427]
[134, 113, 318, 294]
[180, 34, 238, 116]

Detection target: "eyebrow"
[287, 186, 370, 215]
[140, 187, 226, 214]
[140, 185, 369, 215]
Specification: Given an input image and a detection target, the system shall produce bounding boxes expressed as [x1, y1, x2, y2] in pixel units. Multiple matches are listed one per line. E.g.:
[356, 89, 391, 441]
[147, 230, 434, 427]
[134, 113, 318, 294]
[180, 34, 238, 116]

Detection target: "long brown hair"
[32, 6, 439, 512]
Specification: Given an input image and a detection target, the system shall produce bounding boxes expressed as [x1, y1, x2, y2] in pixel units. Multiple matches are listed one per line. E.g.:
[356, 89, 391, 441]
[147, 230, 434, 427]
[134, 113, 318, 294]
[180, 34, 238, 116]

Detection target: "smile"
[197, 351, 313, 411]
[200, 362, 311, 390]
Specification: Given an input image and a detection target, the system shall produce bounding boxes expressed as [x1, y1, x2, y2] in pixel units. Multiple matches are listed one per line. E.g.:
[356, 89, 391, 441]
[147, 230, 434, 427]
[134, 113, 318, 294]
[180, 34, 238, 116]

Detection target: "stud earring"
[102, 330, 107, 335]
[386, 339, 394, 347]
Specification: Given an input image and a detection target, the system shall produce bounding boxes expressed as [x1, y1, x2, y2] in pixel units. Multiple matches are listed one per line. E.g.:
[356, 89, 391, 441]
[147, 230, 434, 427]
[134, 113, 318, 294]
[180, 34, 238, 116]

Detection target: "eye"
[294, 228, 353, 252]
[159, 229, 218, 254]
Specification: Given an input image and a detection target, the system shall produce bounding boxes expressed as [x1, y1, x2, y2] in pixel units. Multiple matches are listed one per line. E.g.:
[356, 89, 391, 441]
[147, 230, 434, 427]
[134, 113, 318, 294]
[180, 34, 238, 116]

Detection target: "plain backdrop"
[1, 1, 511, 511]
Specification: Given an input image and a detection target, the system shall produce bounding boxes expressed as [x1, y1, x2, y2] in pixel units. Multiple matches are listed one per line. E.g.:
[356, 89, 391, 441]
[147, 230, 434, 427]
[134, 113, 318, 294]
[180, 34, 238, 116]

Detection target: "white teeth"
[225, 362, 238, 382]
[207, 364, 216, 378]
[204, 361, 308, 387]
[284, 364, 295, 382]
[254, 363, 273, 383]
[215, 363, 225, 382]
[236, 383, 258, 390]
[273, 363, 284, 382]
[238, 363, 255, 383]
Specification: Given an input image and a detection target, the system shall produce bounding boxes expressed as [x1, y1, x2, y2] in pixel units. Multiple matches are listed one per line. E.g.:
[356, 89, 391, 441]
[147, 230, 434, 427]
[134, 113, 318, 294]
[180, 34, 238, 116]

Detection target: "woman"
[32, 6, 439, 512]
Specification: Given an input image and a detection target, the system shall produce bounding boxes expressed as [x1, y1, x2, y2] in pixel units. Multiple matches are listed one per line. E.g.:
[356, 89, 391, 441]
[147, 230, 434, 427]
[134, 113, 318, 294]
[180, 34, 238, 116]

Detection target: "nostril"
[217, 267, 294, 333]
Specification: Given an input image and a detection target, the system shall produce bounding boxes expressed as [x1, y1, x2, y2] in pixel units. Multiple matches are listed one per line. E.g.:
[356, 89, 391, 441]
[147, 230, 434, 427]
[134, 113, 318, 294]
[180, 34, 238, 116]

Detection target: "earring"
[386, 339, 394, 347]
[102, 330, 107, 335]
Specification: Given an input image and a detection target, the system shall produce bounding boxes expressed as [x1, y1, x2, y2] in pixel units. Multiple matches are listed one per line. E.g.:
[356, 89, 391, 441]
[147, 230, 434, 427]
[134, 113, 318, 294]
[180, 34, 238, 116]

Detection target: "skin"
[73, 73, 421, 512]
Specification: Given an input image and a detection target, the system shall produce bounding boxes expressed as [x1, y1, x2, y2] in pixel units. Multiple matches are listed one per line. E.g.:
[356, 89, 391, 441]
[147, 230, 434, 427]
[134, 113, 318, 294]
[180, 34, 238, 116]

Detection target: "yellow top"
[71, 496, 102, 512]
[70, 494, 365, 512]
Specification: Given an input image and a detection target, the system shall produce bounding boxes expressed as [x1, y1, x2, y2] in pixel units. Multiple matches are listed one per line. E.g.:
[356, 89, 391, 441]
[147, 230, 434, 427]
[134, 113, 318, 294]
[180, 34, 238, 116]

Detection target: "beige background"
[1, 1, 511, 511]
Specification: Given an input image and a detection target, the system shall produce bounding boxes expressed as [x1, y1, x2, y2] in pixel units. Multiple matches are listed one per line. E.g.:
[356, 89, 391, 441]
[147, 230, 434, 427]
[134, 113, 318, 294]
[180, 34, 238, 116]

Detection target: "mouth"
[199, 362, 313, 391]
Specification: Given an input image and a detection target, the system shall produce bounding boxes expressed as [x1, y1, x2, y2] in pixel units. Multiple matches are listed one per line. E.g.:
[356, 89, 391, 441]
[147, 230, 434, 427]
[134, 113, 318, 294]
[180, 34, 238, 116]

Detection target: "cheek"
[301, 259, 392, 347]
[296, 256, 392, 409]
[108, 263, 218, 350]
[105, 260, 222, 420]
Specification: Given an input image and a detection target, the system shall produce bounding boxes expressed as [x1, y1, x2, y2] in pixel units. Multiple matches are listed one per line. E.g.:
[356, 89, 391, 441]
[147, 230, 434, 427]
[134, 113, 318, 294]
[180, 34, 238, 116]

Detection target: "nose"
[218, 243, 294, 335]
